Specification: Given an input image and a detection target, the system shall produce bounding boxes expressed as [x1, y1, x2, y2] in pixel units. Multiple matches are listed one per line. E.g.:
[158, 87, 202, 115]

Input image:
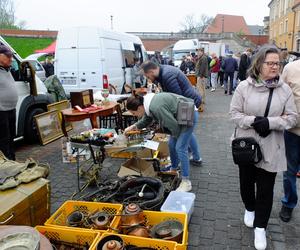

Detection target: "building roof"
[248, 25, 264, 35]
[205, 14, 251, 35]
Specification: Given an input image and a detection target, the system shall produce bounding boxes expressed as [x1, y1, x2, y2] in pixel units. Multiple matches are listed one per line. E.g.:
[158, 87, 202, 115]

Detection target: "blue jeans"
[168, 111, 200, 178]
[281, 130, 300, 209]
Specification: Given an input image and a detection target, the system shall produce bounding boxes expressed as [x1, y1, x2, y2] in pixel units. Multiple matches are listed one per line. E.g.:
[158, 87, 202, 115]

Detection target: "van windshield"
[173, 52, 190, 60]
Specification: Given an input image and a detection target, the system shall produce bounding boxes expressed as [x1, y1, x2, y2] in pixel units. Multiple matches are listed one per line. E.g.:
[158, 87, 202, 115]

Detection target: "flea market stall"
[0, 88, 195, 250]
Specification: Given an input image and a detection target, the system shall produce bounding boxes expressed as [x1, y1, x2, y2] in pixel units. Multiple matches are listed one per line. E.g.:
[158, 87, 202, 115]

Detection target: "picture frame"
[47, 100, 73, 132]
[34, 110, 64, 145]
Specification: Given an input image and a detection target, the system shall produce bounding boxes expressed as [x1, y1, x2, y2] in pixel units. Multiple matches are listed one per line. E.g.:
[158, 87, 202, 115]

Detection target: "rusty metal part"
[66, 210, 85, 227]
[150, 220, 183, 243]
[96, 235, 124, 250]
[91, 212, 111, 230]
[127, 225, 151, 238]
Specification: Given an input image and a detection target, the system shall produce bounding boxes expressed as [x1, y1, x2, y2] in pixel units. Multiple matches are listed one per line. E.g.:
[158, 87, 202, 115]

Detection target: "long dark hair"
[248, 46, 280, 80]
[126, 92, 144, 111]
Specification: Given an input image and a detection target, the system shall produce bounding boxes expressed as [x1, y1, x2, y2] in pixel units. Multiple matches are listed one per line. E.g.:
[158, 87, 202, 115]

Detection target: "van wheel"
[24, 108, 45, 144]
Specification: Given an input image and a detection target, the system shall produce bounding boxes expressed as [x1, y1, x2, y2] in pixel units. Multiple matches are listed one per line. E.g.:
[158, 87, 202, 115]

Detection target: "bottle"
[115, 129, 127, 146]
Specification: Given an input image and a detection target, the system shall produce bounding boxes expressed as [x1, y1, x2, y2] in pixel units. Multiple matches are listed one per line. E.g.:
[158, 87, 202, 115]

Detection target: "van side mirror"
[21, 61, 37, 96]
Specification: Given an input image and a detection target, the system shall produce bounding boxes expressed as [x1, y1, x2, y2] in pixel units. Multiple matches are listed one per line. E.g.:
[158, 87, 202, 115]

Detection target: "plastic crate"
[90, 233, 177, 250]
[36, 225, 99, 250]
[45, 200, 123, 231]
[115, 210, 188, 250]
[161, 191, 195, 222]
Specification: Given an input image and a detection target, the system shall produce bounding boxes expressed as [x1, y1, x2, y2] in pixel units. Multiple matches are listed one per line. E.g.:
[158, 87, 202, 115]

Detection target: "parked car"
[55, 26, 148, 94]
[0, 36, 53, 143]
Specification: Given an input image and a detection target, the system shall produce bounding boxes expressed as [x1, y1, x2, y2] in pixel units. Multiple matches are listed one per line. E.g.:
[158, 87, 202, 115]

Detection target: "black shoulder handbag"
[231, 88, 274, 165]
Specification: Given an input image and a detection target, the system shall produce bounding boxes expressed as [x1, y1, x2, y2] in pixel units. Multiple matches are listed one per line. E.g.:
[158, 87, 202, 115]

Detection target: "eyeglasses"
[263, 61, 282, 67]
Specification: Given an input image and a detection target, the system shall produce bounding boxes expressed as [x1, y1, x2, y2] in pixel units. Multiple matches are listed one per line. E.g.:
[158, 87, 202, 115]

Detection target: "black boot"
[279, 205, 293, 222]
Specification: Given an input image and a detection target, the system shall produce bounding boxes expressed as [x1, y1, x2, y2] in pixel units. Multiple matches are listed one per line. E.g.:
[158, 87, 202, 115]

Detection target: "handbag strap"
[264, 88, 274, 117]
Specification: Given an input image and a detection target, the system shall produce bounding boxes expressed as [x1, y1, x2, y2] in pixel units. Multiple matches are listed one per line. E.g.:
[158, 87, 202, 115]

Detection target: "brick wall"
[240, 35, 269, 45]
[0, 29, 58, 38]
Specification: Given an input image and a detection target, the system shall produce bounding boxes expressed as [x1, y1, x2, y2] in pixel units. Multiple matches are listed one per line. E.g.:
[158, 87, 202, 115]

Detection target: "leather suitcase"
[0, 178, 50, 226]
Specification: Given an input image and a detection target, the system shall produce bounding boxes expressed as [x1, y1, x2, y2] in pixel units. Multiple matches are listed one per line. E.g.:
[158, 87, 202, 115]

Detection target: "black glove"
[251, 116, 271, 138]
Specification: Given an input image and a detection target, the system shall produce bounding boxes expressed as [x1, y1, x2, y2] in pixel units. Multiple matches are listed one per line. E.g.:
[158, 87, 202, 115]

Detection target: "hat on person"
[196, 48, 205, 52]
[0, 45, 13, 57]
[226, 50, 234, 56]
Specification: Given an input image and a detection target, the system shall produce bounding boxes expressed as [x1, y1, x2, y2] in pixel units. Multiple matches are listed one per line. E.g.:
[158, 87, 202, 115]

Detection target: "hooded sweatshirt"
[0, 67, 18, 111]
[229, 76, 298, 172]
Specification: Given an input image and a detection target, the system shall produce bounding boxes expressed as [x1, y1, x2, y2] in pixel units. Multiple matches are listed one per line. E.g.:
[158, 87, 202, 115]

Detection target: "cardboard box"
[152, 133, 170, 158]
[118, 158, 157, 177]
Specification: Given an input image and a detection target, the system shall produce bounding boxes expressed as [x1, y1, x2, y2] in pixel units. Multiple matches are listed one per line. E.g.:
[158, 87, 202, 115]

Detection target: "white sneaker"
[176, 179, 192, 192]
[211, 88, 216, 92]
[244, 210, 255, 227]
[254, 227, 267, 250]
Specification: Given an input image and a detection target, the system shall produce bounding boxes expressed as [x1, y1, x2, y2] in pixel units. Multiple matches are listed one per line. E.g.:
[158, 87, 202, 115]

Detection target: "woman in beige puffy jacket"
[229, 46, 298, 250]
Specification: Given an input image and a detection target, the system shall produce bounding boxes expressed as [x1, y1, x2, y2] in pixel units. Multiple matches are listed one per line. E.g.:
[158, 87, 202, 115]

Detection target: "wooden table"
[61, 102, 122, 132]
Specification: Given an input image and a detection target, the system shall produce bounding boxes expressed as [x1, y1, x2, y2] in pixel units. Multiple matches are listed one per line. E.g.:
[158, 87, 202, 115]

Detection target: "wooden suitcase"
[0, 178, 50, 226]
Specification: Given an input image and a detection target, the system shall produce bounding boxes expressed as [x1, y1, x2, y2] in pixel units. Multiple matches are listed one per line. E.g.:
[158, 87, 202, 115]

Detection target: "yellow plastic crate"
[114, 210, 188, 250]
[45, 200, 123, 231]
[90, 232, 177, 250]
[36, 225, 99, 250]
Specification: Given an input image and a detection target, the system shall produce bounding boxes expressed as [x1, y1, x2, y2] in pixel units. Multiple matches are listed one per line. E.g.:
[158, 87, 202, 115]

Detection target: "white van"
[173, 39, 226, 67]
[173, 39, 199, 67]
[55, 27, 148, 94]
[0, 36, 52, 143]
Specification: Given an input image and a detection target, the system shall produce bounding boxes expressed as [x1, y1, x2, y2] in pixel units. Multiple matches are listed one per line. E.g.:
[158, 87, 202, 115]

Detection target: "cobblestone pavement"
[16, 89, 300, 250]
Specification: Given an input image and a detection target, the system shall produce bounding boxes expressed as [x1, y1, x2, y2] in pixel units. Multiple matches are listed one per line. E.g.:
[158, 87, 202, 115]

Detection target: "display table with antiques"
[62, 101, 122, 130]
[0, 90, 193, 249]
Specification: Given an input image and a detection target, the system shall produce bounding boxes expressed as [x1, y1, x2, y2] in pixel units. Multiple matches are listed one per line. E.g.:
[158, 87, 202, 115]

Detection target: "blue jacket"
[155, 65, 202, 108]
[223, 57, 238, 73]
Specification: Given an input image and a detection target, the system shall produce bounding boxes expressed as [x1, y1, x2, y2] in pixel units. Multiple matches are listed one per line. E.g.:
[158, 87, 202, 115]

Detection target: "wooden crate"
[0, 178, 50, 226]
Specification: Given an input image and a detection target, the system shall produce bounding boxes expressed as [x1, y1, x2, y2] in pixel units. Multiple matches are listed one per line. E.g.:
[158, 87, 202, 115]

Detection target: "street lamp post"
[221, 16, 225, 34]
[110, 15, 114, 30]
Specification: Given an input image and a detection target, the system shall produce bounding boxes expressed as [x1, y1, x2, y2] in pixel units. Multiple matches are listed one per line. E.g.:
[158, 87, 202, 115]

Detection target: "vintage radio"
[70, 89, 94, 108]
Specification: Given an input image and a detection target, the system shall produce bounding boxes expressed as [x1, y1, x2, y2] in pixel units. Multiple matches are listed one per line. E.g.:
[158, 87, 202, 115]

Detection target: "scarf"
[257, 76, 279, 89]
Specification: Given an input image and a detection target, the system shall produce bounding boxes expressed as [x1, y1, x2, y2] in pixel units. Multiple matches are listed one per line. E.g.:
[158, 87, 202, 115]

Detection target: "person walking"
[209, 53, 220, 92]
[279, 59, 300, 222]
[218, 56, 225, 87]
[42, 58, 54, 78]
[223, 51, 238, 95]
[124, 92, 199, 192]
[132, 58, 144, 88]
[0, 45, 18, 160]
[140, 61, 202, 166]
[238, 48, 252, 81]
[195, 48, 208, 111]
[229, 46, 298, 250]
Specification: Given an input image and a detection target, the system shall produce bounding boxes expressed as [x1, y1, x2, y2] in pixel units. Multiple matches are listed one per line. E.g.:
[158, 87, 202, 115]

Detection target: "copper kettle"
[121, 203, 145, 227]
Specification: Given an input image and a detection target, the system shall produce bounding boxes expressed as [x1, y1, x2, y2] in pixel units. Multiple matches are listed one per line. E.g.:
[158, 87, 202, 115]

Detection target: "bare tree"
[180, 14, 214, 33]
[0, 0, 25, 29]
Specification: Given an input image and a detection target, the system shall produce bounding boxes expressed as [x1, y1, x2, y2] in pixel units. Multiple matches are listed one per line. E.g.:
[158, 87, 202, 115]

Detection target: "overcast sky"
[14, 0, 270, 32]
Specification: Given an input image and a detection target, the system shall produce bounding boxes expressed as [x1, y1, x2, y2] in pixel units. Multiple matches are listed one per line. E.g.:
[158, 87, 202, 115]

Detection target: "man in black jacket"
[238, 48, 252, 81]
